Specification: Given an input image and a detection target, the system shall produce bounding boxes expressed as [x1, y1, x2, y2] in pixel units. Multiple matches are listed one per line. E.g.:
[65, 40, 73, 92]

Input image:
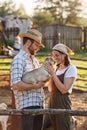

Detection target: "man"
[10, 29, 45, 130]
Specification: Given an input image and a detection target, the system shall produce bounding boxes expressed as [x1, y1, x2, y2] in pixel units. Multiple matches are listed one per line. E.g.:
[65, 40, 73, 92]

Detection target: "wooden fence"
[37, 25, 82, 50]
[0, 24, 87, 53]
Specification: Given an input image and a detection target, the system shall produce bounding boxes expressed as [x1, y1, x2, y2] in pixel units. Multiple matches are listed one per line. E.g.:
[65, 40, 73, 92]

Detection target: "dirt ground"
[0, 86, 87, 130]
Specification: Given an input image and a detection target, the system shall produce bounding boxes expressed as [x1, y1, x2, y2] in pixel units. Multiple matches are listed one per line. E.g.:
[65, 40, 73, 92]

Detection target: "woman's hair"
[23, 37, 34, 45]
[57, 50, 70, 66]
[64, 55, 70, 66]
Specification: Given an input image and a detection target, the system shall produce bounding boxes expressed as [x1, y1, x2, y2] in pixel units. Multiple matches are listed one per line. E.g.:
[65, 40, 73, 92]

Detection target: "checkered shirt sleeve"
[10, 56, 24, 85]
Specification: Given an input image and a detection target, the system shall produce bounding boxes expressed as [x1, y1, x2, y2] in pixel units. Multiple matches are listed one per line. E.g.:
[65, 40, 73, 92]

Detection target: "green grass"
[71, 60, 87, 68]
[0, 58, 12, 62]
[70, 49, 87, 59]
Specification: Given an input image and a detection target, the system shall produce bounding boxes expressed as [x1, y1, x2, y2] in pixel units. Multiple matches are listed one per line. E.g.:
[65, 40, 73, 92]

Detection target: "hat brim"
[19, 33, 45, 48]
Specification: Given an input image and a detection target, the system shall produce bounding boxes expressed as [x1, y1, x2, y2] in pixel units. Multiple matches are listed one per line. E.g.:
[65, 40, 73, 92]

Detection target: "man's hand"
[11, 81, 45, 91]
[36, 81, 45, 89]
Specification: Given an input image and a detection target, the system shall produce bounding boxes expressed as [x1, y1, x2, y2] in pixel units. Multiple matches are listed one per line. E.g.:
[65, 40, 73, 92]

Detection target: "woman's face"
[52, 50, 66, 65]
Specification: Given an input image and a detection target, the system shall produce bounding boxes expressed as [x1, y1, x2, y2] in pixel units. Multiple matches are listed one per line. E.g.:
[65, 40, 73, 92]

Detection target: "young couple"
[10, 29, 77, 130]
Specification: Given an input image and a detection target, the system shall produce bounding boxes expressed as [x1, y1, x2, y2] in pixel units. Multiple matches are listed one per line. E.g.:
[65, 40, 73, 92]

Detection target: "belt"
[23, 106, 43, 109]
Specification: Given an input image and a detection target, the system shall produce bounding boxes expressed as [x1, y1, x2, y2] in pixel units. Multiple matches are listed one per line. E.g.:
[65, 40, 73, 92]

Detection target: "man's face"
[28, 41, 40, 55]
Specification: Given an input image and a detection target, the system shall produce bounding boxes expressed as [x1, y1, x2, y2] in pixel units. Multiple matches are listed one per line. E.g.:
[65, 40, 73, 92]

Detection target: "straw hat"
[52, 43, 74, 55]
[19, 29, 45, 48]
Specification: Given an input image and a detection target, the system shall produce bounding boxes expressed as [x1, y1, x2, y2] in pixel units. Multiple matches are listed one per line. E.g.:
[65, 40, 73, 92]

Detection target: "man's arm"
[11, 81, 45, 91]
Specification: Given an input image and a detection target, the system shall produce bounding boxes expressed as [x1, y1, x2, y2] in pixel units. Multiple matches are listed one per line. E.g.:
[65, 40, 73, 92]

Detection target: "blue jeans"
[22, 106, 43, 130]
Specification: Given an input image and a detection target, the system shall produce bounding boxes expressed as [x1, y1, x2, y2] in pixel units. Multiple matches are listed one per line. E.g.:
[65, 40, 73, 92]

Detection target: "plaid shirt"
[10, 49, 44, 109]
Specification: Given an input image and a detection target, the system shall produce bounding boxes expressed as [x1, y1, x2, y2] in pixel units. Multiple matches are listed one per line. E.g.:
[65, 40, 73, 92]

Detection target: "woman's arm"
[43, 62, 76, 94]
[52, 73, 75, 94]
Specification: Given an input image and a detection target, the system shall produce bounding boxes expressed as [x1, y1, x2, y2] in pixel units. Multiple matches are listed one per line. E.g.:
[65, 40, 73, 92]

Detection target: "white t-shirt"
[56, 64, 77, 94]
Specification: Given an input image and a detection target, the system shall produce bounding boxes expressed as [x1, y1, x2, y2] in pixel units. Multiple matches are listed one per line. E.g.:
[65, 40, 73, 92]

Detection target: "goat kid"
[22, 57, 54, 84]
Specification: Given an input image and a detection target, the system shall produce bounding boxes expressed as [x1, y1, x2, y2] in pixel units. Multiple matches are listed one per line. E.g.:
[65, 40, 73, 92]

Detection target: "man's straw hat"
[19, 29, 45, 48]
[52, 43, 74, 55]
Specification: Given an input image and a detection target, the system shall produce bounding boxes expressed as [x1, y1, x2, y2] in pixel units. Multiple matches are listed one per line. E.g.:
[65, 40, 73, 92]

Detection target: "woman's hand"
[43, 62, 55, 76]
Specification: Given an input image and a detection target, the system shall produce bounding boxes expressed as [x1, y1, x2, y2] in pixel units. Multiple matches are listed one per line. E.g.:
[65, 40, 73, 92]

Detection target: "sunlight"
[13, 0, 36, 16]
[0, 0, 87, 17]
[0, 0, 37, 16]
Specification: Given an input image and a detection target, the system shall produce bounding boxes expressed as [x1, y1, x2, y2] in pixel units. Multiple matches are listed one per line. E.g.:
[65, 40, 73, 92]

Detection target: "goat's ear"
[45, 56, 51, 61]
[44, 57, 48, 62]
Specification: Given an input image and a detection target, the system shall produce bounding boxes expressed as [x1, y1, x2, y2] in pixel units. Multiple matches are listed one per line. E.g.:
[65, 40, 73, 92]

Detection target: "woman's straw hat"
[52, 43, 74, 55]
[19, 29, 45, 48]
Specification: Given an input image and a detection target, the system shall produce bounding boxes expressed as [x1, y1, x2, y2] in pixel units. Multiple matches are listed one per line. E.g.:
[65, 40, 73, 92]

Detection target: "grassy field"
[70, 49, 87, 59]
[0, 49, 87, 90]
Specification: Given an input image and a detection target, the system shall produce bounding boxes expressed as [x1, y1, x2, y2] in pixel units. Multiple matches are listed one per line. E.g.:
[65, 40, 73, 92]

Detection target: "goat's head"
[44, 57, 54, 65]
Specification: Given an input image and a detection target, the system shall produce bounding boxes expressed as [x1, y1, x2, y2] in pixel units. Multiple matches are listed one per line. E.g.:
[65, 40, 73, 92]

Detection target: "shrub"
[5, 39, 14, 48]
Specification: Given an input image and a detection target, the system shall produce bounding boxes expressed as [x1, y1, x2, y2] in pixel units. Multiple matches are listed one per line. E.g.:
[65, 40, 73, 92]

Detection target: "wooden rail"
[0, 109, 87, 116]
[77, 66, 87, 70]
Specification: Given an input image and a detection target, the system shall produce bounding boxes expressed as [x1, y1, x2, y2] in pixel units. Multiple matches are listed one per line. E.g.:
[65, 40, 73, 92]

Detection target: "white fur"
[70, 116, 77, 130]
[22, 57, 54, 84]
[0, 103, 9, 130]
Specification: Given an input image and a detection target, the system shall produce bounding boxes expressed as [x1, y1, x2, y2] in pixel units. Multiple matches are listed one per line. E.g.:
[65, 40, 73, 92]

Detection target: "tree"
[32, 11, 55, 27]
[0, 0, 28, 17]
[34, 0, 83, 25]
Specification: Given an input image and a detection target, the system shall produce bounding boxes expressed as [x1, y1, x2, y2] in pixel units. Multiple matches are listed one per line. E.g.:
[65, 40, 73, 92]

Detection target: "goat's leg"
[1, 121, 7, 130]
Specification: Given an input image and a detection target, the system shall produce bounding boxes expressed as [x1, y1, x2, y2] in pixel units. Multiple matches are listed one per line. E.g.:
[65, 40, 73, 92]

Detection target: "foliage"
[0, 0, 28, 17]
[33, 12, 55, 27]
[5, 39, 14, 48]
[74, 17, 87, 27]
[34, 0, 83, 26]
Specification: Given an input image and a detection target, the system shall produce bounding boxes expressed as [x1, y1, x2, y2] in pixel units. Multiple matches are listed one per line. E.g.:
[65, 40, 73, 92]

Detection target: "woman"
[43, 43, 77, 130]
